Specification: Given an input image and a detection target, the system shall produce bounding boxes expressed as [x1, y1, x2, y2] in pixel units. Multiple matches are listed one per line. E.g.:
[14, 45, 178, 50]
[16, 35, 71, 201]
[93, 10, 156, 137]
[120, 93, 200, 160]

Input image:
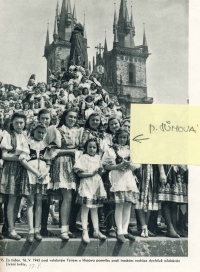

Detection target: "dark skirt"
[50, 155, 77, 191]
[134, 164, 159, 211]
[101, 170, 115, 202]
[0, 161, 24, 195]
[158, 165, 188, 203]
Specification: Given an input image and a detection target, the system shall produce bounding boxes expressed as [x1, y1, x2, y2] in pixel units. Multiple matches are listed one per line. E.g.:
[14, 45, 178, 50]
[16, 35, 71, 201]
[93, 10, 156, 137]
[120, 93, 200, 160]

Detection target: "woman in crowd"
[0, 112, 29, 240]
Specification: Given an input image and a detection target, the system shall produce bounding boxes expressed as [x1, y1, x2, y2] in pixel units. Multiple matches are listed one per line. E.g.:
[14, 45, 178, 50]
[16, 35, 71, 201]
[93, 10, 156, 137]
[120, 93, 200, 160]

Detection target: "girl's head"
[73, 89, 79, 97]
[4, 106, 9, 113]
[90, 83, 96, 90]
[65, 102, 72, 109]
[38, 109, 51, 127]
[30, 122, 46, 141]
[83, 138, 99, 156]
[121, 119, 130, 132]
[34, 101, 39, 109]
[81, 77, 86, 83]
[8, 85, 14, 92]
[106, 117, 121, 134]
[60, 90, 65, 97]
[113, 128, 129, 146]
[96, 87, 103, 95]
[82, 87, 89, 95]
[15, 102, 21, 110]
[57, 109, 78, 128]
[84, 113, 102, 131]
[96, 99, 103, 106]
[108, 102, 114, 109]
[10, 112, 27, 133]
[34, 88, 40, 95]
[85, 95, 93, 103]
[23, 102, 30, 110]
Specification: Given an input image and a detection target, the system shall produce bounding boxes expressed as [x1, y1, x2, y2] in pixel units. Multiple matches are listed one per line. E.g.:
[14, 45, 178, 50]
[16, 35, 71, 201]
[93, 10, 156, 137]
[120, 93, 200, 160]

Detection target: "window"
[50, 59, 53, 71]
[129, 63, 136, 84]
[61, 60, 65, 69]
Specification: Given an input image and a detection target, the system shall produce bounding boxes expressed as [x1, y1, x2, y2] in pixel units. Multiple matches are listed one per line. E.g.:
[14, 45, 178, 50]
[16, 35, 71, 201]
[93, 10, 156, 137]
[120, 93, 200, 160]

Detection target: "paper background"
[0, 0, 200, 271]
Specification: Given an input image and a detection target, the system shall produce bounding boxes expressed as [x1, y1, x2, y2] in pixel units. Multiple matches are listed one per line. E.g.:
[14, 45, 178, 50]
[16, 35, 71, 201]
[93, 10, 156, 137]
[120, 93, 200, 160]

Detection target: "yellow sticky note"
[130, 104, 200, 165]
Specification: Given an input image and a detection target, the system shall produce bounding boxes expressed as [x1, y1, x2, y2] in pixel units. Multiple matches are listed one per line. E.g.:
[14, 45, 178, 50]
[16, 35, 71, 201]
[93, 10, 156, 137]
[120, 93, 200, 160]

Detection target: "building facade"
[96, 0, 153, 110]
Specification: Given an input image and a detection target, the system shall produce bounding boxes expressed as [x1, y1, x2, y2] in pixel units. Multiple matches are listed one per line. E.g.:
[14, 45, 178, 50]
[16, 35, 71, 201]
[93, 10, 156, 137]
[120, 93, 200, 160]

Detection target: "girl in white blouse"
[0, 112, 29, 240]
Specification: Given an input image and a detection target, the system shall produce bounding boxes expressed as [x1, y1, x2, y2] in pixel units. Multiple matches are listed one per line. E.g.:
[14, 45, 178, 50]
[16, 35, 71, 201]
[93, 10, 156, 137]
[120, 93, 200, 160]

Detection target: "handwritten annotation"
[149, 121, 197, 134]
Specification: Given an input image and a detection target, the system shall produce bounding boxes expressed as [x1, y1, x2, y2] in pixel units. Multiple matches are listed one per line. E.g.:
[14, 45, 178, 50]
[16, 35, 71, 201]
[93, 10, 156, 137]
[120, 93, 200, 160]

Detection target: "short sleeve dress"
[0, 130, 29, 195]
[74, 153, 107, 208]
[101, 145, 139, 203]
[46, 125, 82, 191]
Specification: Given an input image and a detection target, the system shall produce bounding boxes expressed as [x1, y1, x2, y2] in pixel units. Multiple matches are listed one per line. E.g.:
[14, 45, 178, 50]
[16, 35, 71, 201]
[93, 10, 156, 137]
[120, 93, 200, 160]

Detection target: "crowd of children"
[0, 63, 188, 244]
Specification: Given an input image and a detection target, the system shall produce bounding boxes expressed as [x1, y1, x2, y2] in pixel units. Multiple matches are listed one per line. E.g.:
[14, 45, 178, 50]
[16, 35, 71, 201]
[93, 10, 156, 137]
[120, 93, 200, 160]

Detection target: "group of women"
[0, 107, 188, 244]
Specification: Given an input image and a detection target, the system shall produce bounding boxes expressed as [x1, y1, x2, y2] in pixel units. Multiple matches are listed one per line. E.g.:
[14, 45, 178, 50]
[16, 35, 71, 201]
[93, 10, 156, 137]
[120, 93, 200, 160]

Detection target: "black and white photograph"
[0, 0, 191, 262]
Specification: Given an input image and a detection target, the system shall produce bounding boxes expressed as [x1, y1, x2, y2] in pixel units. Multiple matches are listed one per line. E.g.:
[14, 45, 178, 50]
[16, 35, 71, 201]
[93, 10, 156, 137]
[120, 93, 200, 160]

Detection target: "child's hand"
[159, 172, 167, 185]
[37, 172, 48, 183]
[92, 169, 98, 176]
[36, 171, 42, 180]
[98, 167, 103, 176]
[117, 161, 128, 171]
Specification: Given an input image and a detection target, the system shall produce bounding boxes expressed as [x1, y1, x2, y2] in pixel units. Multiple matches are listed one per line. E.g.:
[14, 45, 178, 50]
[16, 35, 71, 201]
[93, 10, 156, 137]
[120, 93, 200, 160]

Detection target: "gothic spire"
[53, 16, 58, 41]
[114, 25, 119, 43]
[143, 24, 148, 46]
[66, 0, 72, 15]
[73, 2, 77, 24]
[60, 0, 66, 17]
[125, 2, 130, 23]
[59, 0, 67, 39]
[118, 0, 126, 28]
[45, 23, 50, 46]
[56, 1, 60, 18]
[104, 31, 108, 52]
[83, 13, 87, 39]
[113, 3, 117, 27]
[59, 0, 73, 40]
[93, 56, 95, 71]
[130, 4, 134, 27]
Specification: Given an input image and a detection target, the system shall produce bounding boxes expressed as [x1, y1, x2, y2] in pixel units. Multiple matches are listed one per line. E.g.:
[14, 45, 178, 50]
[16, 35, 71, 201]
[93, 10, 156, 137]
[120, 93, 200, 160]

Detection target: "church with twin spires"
[44, 0, 153, 109]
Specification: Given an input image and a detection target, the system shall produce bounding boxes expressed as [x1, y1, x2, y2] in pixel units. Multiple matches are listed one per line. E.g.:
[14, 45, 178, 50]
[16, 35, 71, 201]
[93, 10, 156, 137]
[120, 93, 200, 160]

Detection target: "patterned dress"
[134, 164, 159, 211]
[158, 165, 188, 203]
[74, 153, 107, 208]
[46, 125, 82, 191]
[101, 145, 140, 203]
[20, 139, 51, 196]
[0, 130, 29, 196]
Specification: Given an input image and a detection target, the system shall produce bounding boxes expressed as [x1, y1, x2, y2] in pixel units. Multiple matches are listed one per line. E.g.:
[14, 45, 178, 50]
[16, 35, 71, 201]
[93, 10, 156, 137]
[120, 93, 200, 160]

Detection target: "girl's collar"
[61, 124, 73, 131]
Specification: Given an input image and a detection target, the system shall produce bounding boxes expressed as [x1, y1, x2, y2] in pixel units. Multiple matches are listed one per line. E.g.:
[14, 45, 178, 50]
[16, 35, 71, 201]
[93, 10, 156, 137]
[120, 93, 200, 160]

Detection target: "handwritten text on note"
[130, 104, 200, 165]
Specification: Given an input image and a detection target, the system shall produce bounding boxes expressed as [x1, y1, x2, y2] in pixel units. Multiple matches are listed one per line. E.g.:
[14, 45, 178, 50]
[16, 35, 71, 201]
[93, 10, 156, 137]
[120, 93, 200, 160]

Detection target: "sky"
[0, 0, 188, 104]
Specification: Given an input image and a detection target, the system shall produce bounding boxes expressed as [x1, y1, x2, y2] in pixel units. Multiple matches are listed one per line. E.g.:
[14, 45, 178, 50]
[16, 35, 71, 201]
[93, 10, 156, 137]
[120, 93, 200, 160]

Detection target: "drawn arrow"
[132, 134, 150, 143]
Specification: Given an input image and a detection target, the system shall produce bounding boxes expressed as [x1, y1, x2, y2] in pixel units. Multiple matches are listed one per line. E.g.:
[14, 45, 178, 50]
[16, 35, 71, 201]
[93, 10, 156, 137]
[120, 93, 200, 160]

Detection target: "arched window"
[129, 63, 136, 84]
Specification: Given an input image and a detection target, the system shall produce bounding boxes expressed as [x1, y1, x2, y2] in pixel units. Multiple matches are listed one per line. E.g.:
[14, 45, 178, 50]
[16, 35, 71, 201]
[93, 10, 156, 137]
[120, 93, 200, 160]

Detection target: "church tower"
[44, 0, 88, 83]
[103, 0, 153, 110]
